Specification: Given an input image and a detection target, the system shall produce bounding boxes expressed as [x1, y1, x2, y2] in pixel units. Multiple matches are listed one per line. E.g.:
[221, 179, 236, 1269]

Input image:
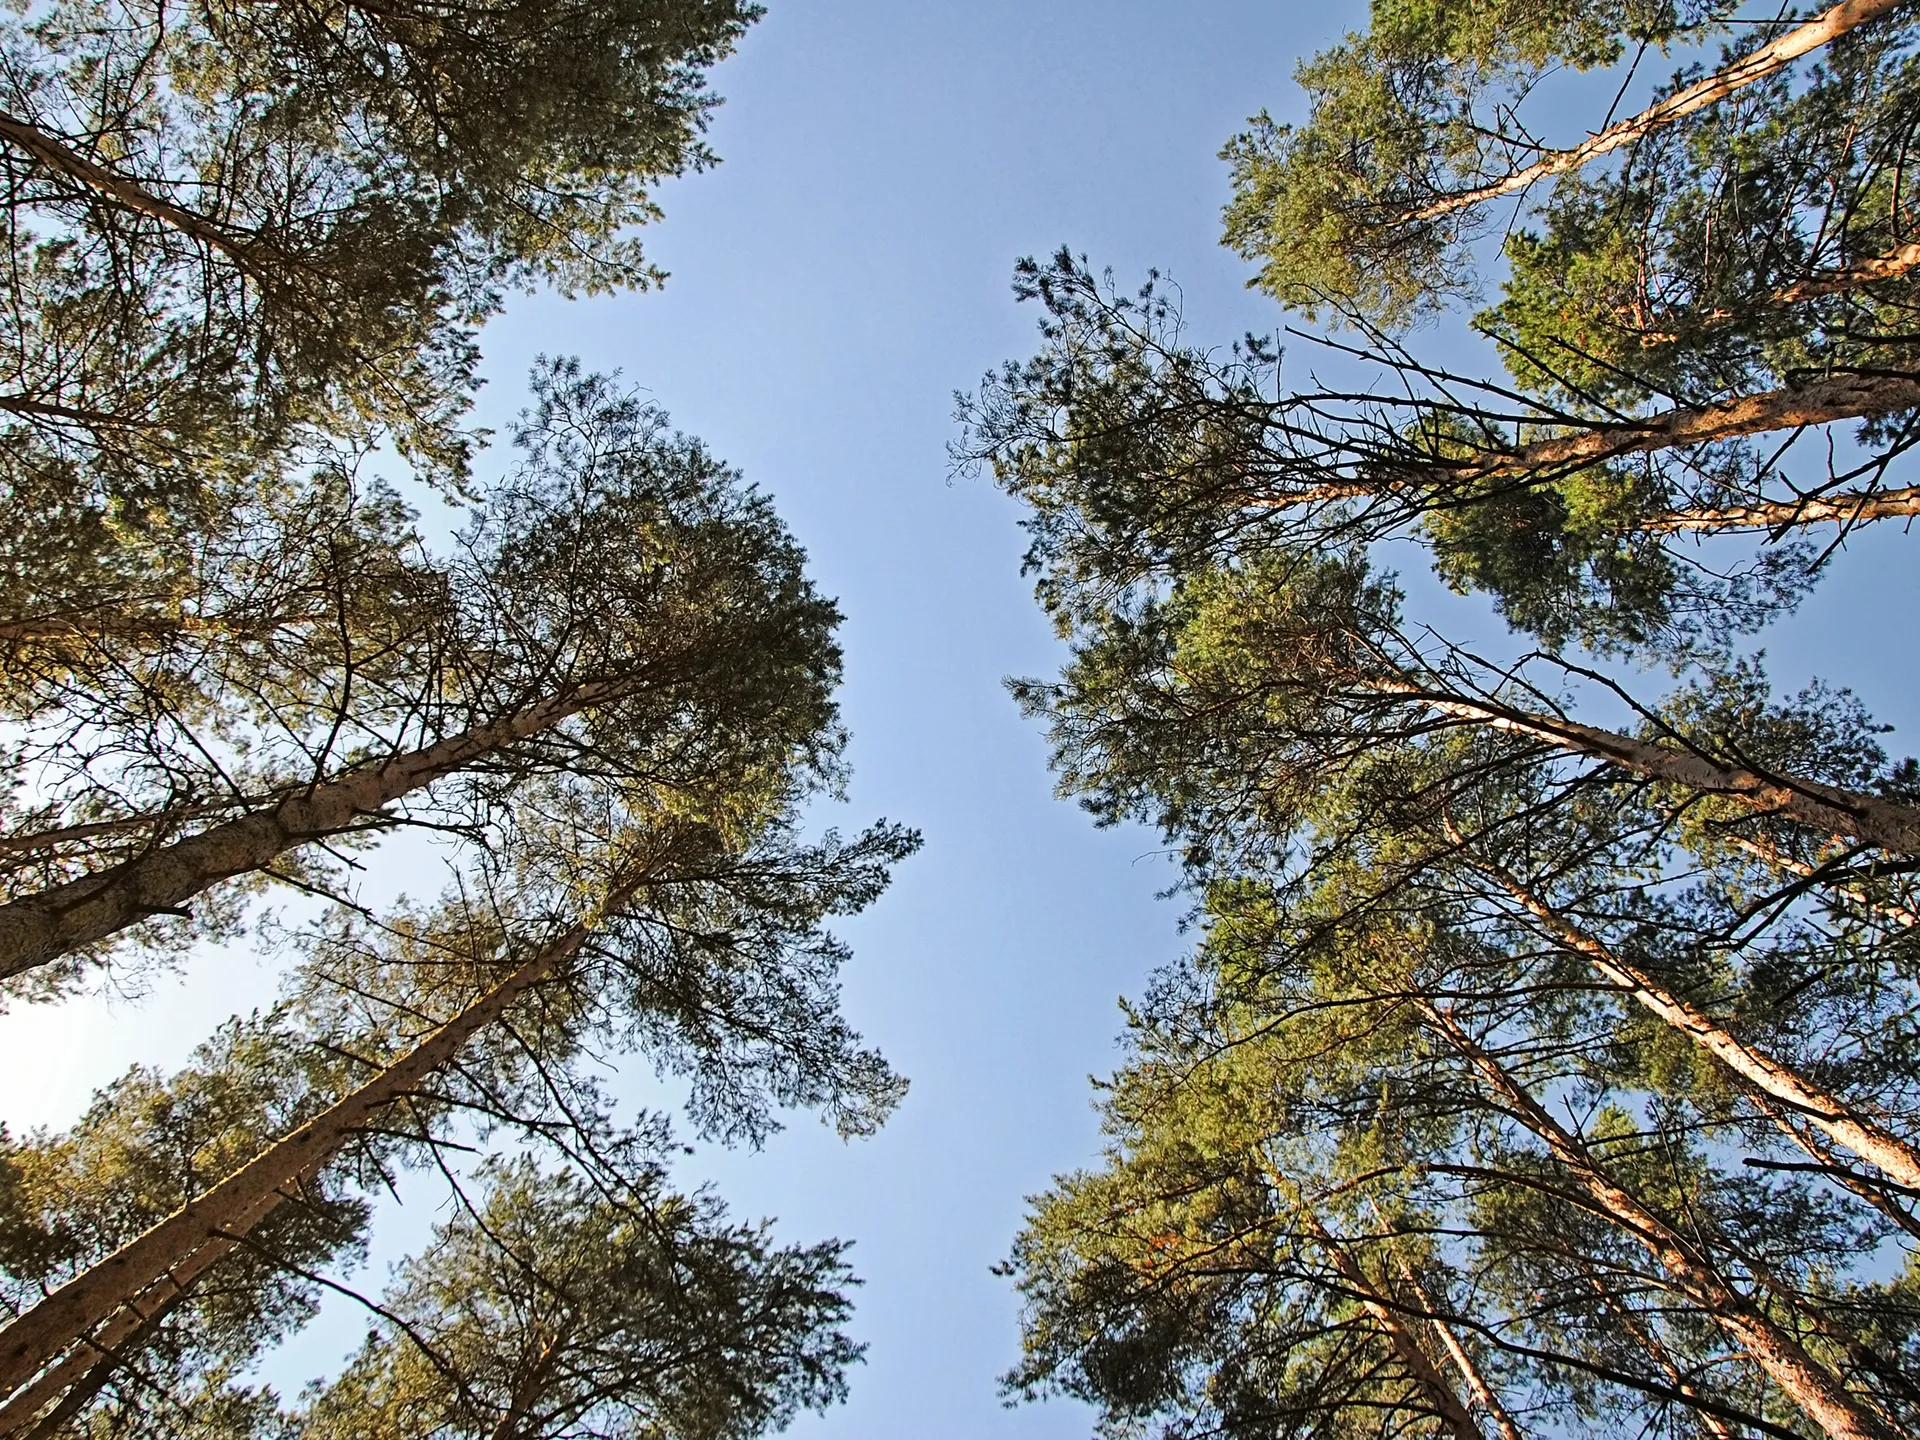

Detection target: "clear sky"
[5, 4, 1919, 1438]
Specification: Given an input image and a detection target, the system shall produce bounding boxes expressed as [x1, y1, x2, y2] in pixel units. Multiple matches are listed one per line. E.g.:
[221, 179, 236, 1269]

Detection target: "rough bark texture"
[1640, 484, 1920, 535]
[1369, 677, 1920, 853]
[1419, 1002, 1898, 1440]
[0, 904, 609, 1406]
[1390, 1257, 1526, 1440]
[1400, 0, 1908, 225]
[1449, 373, 1920, 481]
[1487, 864, 1920, 1191]
[0, 679, 621, 980]
[1242, 374, 1920, 512]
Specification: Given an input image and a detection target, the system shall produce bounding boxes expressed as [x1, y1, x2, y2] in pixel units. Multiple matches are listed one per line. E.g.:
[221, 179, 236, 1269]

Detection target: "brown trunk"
[1291, 1204, 1486, 1440]
[1246, 373, 1920, 512]
[1388, 1254, 1527, 1440]
[1581, 1273, 1739, 1440]
[1729, 835, 1920, 930]
[0, 677, 625, 980]
[1400, 0, 1907, 226]
[0, 1247, 209, 1438]
[1418, 1001, 1896, 1440]
[1442, 373, 1920, 484]
[1482, 863, 1920, 1191]
[0, 111, 270, 280]
[0, 891, 624, 1404]
[1638, 484, 1920, 535]
[1365, 675, 1920, 853]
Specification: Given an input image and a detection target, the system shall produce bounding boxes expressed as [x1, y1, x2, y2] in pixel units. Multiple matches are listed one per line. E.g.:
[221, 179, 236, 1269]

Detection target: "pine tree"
[0, 361, 849, 995]
[295, 1155, 860, 1440]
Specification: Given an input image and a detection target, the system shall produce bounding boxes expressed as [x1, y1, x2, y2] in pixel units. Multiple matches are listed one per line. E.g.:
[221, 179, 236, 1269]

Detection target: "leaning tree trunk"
[1246, 372, 1920, 514]
[1480, 861, 1920, 1192]
[1397, 0, 1907, 226]
[1361, 675, 1920, 853]
[1418, 1001, 1898, 1440]
[0, 874, 640, 1413]
[0, 676, 629, 981]
[0, 110, 268, 277]
[1385, 1254, 1526, 1440]
[1290, 1201, 1488, 1440]
[1636, 484, 1920, 535]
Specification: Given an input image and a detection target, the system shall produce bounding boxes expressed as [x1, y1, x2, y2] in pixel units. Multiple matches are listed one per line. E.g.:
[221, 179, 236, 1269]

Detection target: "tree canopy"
[971, 1, 1920, 1436]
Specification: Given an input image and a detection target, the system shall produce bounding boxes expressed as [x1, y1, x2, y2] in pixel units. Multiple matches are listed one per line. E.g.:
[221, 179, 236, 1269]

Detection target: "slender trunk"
[0, 891, 623, 1403]
[1483, 862, 1920, 1191]
[1646, 242, 1920, 336]
[0, 677, 625, 980]
[1365, 675, 1920, 852]
[1389, 1254, 1527, 1440]
[1247, 373, 1920, 511]
[1729, 835, 1920, 929]
[1581, 1273, 1740, 1440]
[1291, 1204, 1486, 1440]
[1637, 484, 1920, 535]
[1439, 372, 1920, 484]
[1400, 0, 1907, 226]
[0, 111, 270, 280]
[1745, 1090, 1920, 1243]
[1779, 241, 1920, 305]
[1417, 1001, 1896, 1440]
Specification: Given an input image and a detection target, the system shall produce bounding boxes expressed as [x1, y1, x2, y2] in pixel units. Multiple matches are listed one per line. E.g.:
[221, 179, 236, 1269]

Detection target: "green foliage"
[296, 1156, 858, 1440]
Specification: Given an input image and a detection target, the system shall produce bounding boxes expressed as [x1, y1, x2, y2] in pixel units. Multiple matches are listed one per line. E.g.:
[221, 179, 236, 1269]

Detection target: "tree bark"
[1437, 372, 1920, 483]
[1483, 862, 1920, 1191]
[1388, 1254, 1527, 1440]
[1580, 1272, 1740, 1440]
[0, 677, 625, 981]
[0, 111, 271, 280]
[0, 893, 623, 1407]
[1418, 1001, 1898, 1440]
[1399, 0, 1908, 226]
[1364, 675, 1920, 853]
[1290, 1203, 1487, 1440]
[1244, 373, 1920, 514]
[1637, 484, 1920, 535]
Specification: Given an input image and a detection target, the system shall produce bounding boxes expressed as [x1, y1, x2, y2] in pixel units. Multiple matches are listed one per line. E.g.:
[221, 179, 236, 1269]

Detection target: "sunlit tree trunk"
[1363, 675, 1920, 852]
[0, 676, 630, 981]
[0, 883, 630, 1408]
[1418, 1000, 1898, 1440]
[1478, 860, 1920, 1191]
[1398, 0, 1907, 225]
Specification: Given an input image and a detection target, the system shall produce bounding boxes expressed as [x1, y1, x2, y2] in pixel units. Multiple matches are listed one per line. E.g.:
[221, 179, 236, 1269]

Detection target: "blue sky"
[5, 3, 1920, 1437]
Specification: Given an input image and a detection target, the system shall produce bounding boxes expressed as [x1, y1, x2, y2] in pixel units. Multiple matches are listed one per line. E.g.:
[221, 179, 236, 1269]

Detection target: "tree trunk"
[0, 677, 625, 981]
[1418, 1001, 1898, 1440]
[1580, 1272, 1740, 1440]
[0, 890, 625, 1405]
[1245, 373, 1920, 513]
[1482, 862, 1920, 1191]
[0, 111, 270, 279]
[1364, 675, 1920, 853]
[1290, 1203, 1487, 1440]
[1388, 1254, 1527, 1440]
[1399, 0, 1907, 226]
[1438, 372, 1920, 484]
[1637, 484, 1920, 535]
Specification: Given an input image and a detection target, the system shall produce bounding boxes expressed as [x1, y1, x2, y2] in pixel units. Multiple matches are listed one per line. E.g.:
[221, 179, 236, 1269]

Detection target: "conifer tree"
[973, 4, 1920, 1434]
[0, 361, 846, 995]
[295, 1156, 860, 1440]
